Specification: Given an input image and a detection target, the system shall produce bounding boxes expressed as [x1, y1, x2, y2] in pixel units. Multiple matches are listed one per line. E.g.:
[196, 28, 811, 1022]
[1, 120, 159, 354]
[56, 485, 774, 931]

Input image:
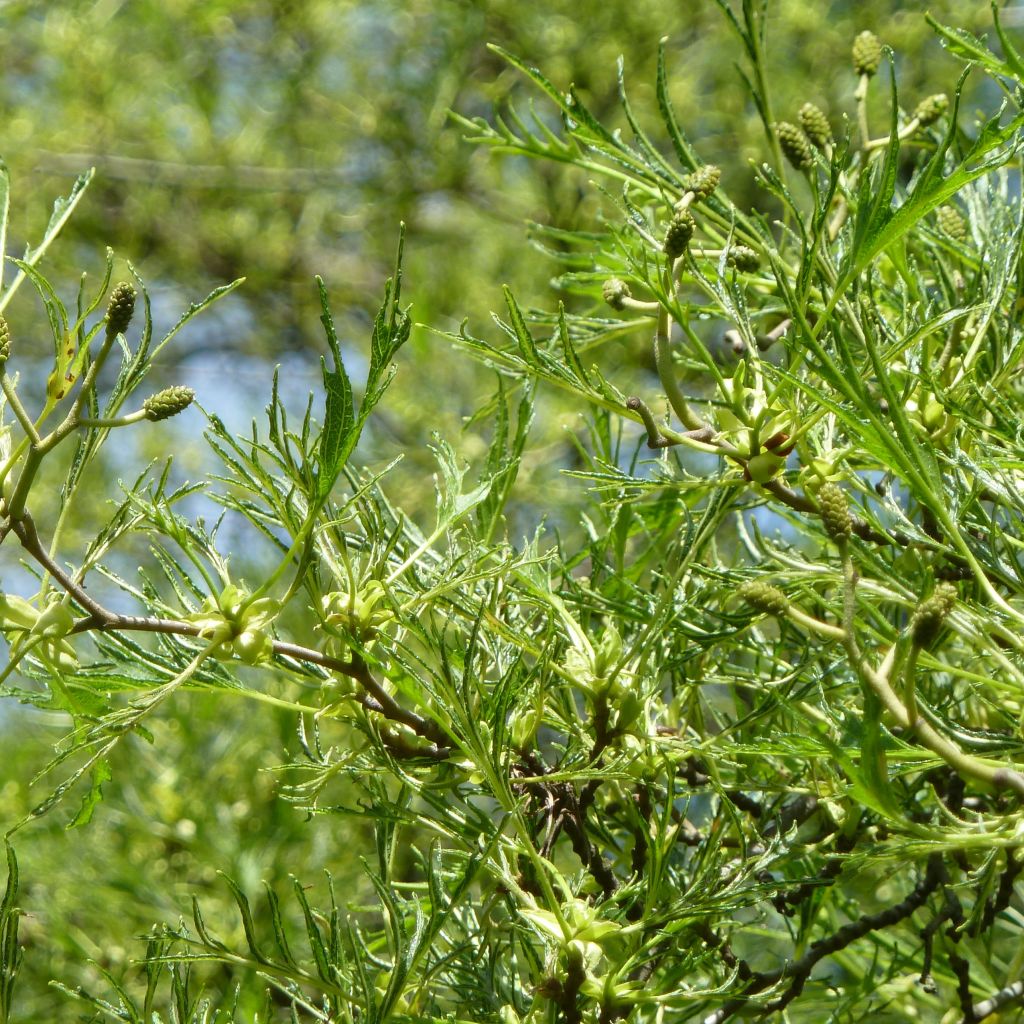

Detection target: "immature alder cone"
[737, 580, 789, 617]
[914, 93, 948, 127]
[144, 385, 196, 421]
[776, 122, 814, 171]
[106, 282, 137, 335]
[681, 164, 721, 202]
[602, 277, 632, 310]
[910, 583, 957, 648]
[798, 103, 832, 149]
[663, 210, 695, 260]
[818, 482, 852, 541]
[0, 316, 9, 365]
[852, 30, 882, 76]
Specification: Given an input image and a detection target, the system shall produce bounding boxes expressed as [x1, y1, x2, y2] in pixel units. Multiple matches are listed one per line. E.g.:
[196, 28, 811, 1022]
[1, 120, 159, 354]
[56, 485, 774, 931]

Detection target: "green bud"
[681, 164, 721, 201]
[509, 705, 541, 752]
[664, 210, 695, 260]
[106, 282, 137, 336]
[612, 690, 644, 734]
[798, 102, 832, 149]
[737, 580, 789, 617]
[910, 583, 957, 648]
[936, 205, 967, 243]
[818, 482, 852, 541]
[746, 451, 786, 483]
[31, 600, 75, 639]
[143, 385, 196, 421]
[922, 397, 946, 432]
[35, 637, 79, 673]
[602, 277, 632, 310]
[914, 93, 948, 127]
[322, 581, 393, 642]
[592, 625, 623, 678]
[726, 245, 760, 273]
[852, 30, 882, 76]
[0, 593, 39, 632]
[231, 629, 273, 665]
[775, 122, 814, 171]
[0, 316, 10, 366]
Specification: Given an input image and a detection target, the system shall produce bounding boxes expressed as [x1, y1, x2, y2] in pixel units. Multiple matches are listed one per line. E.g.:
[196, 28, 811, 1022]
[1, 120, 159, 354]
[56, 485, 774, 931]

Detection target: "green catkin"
[910, 583, 957, 648]
[0, 316, 9, 366]
[737, 580, 789, 617]
[663, 210, 695, 260]
[798, 102, 832, 149]
[681, 164, 721, 202]
[914, 93, 948, 127]
[818, 482, 852, 541]
[106, 282, 137, 336]
[776, 122, 814, 171]
[726, 245, 760, 272]
[143, 385, 196, 422]
[936, 205, 967, 242]
[602, 278, 632, 310]
[852, 31, 882, 76]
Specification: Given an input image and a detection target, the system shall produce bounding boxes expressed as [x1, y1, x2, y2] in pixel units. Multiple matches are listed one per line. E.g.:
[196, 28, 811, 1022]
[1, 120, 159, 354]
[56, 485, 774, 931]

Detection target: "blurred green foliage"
[0, 0, 995, 525]
[0, 0, 991, 350]
[0, 0, 1010, 1016]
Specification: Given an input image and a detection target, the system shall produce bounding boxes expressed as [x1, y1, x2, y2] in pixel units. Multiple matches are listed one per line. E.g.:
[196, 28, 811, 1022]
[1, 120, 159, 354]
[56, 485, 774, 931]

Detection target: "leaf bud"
[922, 397, 946, 432]
[322, 581, 393, 642]
[143, 385, 196, 421]
[914, 93, 948, 127]
[509, 705, 541, 752]
[775, 122, 814, 171]
[231, 629, 273, 665]
[737, 580, 789, 617]
[745, 451, 786, 483]
[910, 583, 957, 648]
[852, 30, 882, 76]
[798, 102, 832, 149]
[602, 277, 632, 310]
[105, 282, 137, 336]
[726, 245, 760, 272]
[36, 636, 79, 672]
[936, 204, 967, 242]
[817, 482, 852, 541]
[681, 164, 721, 201]
[0, 593, 40, 632]
[31, 599, 74, 639]
[663, 210, 695, 260]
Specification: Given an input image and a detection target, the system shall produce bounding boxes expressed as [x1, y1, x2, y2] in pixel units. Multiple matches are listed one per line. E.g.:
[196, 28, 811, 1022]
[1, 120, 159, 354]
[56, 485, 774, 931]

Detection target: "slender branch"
[837, 537, 1024, 798]
[761, 479, 893, 544]
[653, 300, 706, 432]
[76, 411, 146, 428]
[863, 117, 925, 152]
[9, 515, 112, 622]
[855, 73, 871, 148]
[973, 981, 1024, 1022]
[1, 375, 40, 445]
[626, 396, 673, 448]
[625, 396, 717, 450]
[703, 856, 943, 1023]
[9, 513, 450, 753]
[949, 951, 974, 1023]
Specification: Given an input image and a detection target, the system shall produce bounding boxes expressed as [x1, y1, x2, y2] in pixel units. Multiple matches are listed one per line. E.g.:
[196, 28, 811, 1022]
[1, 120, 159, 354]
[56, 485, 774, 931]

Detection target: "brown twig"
[704, 855, 943, 1022]
[9, 512, 451, 754]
